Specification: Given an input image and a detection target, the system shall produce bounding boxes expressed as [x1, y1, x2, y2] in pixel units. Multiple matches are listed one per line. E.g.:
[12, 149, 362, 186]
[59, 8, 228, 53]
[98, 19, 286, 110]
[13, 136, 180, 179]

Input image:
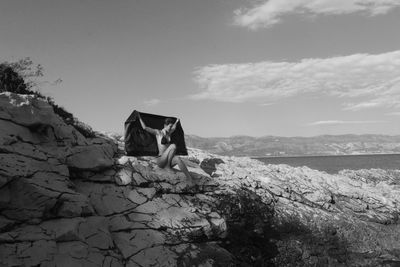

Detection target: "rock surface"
[1, 92, 400, 266]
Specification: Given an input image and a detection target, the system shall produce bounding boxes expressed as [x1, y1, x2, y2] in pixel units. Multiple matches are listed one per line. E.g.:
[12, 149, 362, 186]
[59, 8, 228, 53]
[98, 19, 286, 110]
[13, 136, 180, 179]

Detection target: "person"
[138, 113, 195, 184]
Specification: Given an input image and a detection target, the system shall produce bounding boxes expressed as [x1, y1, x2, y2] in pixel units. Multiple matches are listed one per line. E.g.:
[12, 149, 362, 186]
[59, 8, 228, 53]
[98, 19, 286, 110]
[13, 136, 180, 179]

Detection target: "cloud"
[259, 102, 274, 106]
[343, 102, 380, 111]
[308, 120, 386, 126]
[144, 98, 161, 106]
[191, 50, 400, 110]
[234, 0, 400, 30]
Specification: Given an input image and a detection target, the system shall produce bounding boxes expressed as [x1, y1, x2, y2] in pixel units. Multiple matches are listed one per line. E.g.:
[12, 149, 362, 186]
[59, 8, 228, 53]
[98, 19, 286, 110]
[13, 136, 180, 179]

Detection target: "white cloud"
[260, 102, 274, 106]
[234, 0, 400, 30]
[191, 50, 400, 110]
[308, 120, 386, 126]
[144, 98, 161, 106]
[343, 101, 381, 111]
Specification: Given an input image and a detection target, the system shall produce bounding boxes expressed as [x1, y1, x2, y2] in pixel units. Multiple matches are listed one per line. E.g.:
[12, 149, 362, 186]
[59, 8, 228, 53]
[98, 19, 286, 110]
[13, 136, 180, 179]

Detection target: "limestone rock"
[67, 144, 115, 171]
[0, 92, 58, 128]
[3, 92, 400, 266]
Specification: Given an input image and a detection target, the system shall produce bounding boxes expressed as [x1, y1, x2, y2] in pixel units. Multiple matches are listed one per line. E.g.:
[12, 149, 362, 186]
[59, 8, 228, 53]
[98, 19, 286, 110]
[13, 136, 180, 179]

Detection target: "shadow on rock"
[215, 188, 278, 266]
[214, 188, 354, 266]
[272, 216, 351, 266]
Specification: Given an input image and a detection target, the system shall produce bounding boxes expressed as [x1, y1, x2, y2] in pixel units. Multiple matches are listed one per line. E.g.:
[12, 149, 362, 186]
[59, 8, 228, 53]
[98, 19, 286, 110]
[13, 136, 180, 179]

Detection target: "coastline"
[3, 92, 400, 266]
[251, 152, 400, 159]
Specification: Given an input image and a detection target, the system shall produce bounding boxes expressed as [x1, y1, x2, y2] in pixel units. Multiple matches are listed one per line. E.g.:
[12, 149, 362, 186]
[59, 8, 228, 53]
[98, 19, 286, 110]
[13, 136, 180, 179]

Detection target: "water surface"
[254, 154, 400, 174]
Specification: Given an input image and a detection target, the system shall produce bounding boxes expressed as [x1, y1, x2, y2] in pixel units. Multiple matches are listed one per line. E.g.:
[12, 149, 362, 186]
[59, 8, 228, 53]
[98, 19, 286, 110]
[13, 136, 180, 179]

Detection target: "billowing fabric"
[124, 110, 188, 156]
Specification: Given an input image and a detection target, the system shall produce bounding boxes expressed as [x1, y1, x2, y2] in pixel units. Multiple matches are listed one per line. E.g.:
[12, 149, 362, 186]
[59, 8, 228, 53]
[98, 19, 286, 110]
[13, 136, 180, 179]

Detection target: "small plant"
[0, 57, 47, 93]
[45, 96, 96, 138]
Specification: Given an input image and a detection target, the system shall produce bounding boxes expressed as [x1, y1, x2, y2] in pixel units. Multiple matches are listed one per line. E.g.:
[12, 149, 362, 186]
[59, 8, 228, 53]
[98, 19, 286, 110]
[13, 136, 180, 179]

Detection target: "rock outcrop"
[1, 92, 400, 266]
[0, 93, 232, 266]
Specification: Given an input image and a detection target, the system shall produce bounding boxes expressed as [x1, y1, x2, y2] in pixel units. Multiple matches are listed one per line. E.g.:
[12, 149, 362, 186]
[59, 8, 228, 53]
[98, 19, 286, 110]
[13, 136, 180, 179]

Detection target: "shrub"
[0, 57, 45, 93]
[46, 96, 96, 138]
[0, 65, 28, 94]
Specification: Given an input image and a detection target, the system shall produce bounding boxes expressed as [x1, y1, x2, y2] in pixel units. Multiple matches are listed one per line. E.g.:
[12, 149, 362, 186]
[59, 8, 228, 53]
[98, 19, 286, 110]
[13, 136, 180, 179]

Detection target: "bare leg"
[156, 144, 176, 169]
[166, 144, 177, 171]
[171, 156, 194, 183]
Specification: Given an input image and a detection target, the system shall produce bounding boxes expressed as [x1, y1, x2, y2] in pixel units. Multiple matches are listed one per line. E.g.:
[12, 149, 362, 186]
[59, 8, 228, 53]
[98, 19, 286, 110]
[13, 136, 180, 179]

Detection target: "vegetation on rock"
[0, 58, 95, 138]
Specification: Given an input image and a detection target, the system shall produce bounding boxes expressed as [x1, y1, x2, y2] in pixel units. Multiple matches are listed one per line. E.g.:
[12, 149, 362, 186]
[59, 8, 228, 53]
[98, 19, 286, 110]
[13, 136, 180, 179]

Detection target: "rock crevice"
[2, 92, 400, 266]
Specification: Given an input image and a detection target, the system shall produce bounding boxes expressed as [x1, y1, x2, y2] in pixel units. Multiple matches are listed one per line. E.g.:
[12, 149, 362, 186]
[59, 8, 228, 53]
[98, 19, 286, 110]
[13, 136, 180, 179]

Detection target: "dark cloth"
[124, 110, 188, 156]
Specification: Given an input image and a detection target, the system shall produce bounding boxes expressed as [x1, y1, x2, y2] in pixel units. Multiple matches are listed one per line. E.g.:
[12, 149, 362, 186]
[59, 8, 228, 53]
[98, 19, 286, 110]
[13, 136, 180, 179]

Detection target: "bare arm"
[138, 113, 158, 135]
[171, 118, 180, 133]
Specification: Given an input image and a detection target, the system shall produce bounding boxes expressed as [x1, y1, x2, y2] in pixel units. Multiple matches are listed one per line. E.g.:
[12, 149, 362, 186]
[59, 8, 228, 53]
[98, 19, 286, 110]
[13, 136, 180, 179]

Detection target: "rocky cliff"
[1, 92, 400, 266]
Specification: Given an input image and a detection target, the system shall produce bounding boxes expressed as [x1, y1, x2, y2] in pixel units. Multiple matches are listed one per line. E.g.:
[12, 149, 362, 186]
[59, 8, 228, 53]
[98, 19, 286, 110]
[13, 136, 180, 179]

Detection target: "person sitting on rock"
[138, 113, 195, 185]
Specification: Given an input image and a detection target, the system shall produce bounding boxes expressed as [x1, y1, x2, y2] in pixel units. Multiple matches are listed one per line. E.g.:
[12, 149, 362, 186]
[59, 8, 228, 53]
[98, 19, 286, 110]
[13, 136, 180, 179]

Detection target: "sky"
[1, 0, 400, 137]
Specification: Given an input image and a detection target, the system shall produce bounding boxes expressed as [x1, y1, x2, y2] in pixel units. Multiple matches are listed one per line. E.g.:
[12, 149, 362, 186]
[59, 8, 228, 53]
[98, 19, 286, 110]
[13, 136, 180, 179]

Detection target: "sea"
[254, 154, 400, 174]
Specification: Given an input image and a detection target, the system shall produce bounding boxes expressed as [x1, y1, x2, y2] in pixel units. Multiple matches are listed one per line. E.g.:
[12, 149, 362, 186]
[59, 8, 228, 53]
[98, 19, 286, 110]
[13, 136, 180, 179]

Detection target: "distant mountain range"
[185, 134, 400, 157]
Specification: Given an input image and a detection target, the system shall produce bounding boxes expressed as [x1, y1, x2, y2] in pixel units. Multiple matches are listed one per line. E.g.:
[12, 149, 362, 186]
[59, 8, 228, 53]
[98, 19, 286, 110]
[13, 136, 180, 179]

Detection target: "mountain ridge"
[185, 133, 400, 157]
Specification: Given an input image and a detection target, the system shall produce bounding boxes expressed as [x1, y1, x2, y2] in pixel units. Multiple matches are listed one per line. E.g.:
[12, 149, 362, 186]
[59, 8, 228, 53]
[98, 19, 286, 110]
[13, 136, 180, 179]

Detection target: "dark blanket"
[124, 110, 188, 156]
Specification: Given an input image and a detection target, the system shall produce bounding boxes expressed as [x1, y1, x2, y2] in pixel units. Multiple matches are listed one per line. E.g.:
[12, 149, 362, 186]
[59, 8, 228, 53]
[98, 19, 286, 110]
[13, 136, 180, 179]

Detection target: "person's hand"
[138, 113, 144, 123]
[138, 112, 146, 129]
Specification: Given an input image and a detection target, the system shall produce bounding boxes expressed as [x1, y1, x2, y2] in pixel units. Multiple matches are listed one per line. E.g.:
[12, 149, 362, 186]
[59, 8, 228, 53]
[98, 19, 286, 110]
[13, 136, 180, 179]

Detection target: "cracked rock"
[3, 92, 400, 266]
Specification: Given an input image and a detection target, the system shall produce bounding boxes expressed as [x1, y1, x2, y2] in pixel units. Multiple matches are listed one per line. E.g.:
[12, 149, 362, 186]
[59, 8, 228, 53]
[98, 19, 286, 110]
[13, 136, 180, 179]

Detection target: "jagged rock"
[67, 144, 115, 171]
[0, 217, 124, 266]
[75, 182, 138, 216]
[0, 154, 68, 179]
[126, 242, 234, 267]
[128, 189, 148, 204]
[0, 92, 87, 146]
[0, 92, 58, 128]
[1, 240, 58, 266]
[3, 92, 400, 266]
[200, 157, 225, 177]
[0, 171, 93, 221]
[115, 167, 133, 185]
